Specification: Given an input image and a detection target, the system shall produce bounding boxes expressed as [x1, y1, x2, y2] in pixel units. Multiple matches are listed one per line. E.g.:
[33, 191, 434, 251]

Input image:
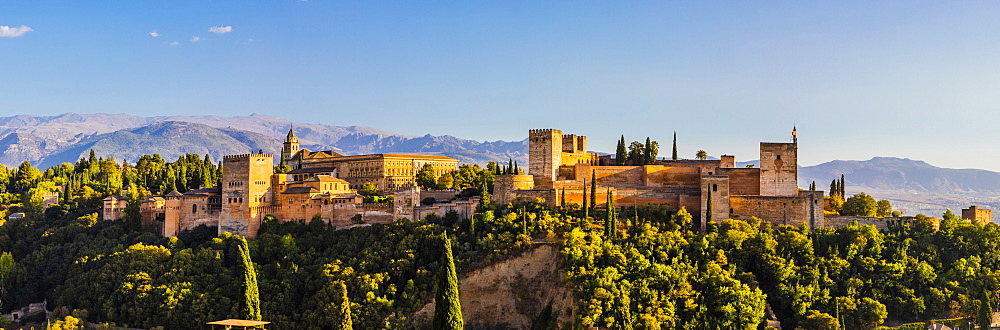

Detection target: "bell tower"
[282, 126, 300, 164]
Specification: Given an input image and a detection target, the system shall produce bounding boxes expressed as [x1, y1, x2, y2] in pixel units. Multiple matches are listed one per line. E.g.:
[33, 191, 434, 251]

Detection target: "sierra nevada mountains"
[0, 113, 527, 167]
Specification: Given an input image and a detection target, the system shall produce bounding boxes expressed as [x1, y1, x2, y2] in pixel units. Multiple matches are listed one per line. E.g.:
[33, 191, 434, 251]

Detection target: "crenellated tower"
[219, 153, 275, 237]
[528, 129, 563, 183]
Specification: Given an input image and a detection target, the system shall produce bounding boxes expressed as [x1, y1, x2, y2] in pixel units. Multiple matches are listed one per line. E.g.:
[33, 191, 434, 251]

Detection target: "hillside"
[0, 113, 527, 167]
[411, 244, 576, 328]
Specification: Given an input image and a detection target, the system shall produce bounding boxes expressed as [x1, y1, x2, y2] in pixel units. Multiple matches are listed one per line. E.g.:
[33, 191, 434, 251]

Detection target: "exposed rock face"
[411, 244, 577, 329]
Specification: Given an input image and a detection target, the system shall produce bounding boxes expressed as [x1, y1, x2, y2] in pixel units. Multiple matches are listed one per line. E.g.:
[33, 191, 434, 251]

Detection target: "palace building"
[104, 128, 466, 238]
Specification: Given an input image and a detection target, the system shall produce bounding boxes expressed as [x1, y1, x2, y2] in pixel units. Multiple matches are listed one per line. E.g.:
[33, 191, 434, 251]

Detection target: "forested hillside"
[0, 152, 996, 329]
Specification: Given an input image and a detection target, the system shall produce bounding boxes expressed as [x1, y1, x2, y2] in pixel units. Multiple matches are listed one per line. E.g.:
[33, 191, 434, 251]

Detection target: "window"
[192, 204, 197, 214]
[712, 184, 718, 192]
[776, 155, 782, 160]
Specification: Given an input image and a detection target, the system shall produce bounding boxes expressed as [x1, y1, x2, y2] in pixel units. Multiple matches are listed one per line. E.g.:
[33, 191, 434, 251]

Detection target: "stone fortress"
[103, 125, 988, 238]
[493, 127, 826, 229]
[104, 128, 470, 238]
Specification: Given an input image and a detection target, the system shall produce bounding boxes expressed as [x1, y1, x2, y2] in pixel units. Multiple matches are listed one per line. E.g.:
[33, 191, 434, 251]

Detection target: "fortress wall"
[718, 168, 761, 195]
[644, 167, 702, 187]
[730, 195, 809, 227]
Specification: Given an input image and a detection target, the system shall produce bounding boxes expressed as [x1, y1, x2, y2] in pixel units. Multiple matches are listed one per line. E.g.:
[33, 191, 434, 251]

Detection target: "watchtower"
[220, 153, 275, 236]
[528, 129, 563, 183]
[759, 128, 798, 196]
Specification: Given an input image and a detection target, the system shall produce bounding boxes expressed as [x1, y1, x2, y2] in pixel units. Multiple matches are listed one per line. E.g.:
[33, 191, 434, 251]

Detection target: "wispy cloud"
[0, 25, 33, 38]
[170, 41, 180, 46]
[190, 36, 204, 42]
[209, 26, 232, 34]
[149, 30, 159, 38]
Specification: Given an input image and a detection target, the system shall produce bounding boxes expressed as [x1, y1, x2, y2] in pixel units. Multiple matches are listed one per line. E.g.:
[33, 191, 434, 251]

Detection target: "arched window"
[192, 204, 198, 214]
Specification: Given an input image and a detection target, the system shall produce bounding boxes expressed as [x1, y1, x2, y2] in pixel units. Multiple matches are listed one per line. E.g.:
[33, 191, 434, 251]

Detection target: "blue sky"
[3, 1, 1000, 170]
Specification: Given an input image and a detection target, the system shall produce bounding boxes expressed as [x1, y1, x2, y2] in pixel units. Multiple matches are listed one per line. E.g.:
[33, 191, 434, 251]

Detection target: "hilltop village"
[102, 127, 990, 238]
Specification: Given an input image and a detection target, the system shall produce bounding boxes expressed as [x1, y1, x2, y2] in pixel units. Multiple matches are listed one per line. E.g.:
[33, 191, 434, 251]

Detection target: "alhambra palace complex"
[494, 128, 824, 231]
[103, 127, 992, 238]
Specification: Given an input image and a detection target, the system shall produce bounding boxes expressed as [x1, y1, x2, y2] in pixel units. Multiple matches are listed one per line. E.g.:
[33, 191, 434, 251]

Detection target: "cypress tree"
[337, 281, 353, 330]
[840, 174, 846, 196]
[705, 183, 713, 226]
[830, 180, 838, 197]
[616, 135, 627, 166]
[238, 237, 262, 321]
[560, 187, 566, 209]
[433, 234, 464, 330]
[476, 190, 491, 213]
[508, 159, 514, 174]
[644, 137, 652, 165]
[605, 188, 616, 239]
[582, 179, 588, 220]
[671, 131, 678, 160]
[513, 160, 520, 174]
[590, 170, 597, 213]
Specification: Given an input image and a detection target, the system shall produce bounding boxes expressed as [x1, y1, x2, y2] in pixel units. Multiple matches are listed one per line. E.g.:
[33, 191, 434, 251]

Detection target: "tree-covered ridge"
[560, 205, 1000, 330]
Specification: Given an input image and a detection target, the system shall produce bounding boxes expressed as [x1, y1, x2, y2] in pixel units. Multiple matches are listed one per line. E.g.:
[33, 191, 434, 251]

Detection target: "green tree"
[337, 281, 352, 330]
[672, 131, 678, 160]
[590, 171, 597, 213]
[627, 141, 644, 165]
[22, 180, 57, 214]
[842, 192, 877, 217]
[616, 135, 627, 166]
[648, 140, 660, 164]
[797, 310, 839, 330]
[705, 183, 713, 224]
[13, 161, 41, 193]
[274, 156, 292, 174]
[695, 150, 708, 160]
[359, 182, 379, 196]
[608, 189, 618, 238]
[0, 252, 13, 299]
[416, 164, 437, 190]
[238, 237, 262, 320]
[840, 174, 846, 196]
[673, 206, 693, 231]
[876, 199, 892, 217]
[437, 172, 455, 190]
[433, 235, 463, 330]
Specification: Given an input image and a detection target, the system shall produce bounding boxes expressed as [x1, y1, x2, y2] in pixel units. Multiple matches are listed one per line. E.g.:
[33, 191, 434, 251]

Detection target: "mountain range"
[0, 113, 528, 167]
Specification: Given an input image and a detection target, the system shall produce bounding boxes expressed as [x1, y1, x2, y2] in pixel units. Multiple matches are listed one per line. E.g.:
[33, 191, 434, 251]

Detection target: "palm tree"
[695, 150, 708, 160]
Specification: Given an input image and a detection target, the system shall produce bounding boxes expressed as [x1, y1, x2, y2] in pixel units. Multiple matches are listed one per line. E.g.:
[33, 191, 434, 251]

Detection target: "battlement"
[224, 153, 274, 160]
[528, 128, 561, 135]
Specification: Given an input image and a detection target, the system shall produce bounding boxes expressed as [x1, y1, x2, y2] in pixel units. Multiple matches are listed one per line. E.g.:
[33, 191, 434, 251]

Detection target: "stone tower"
[528, 129, 563, 183]
[219, 153, 275, 236]
[759, 128, 798, 196]
[282, 127, 300, 165]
